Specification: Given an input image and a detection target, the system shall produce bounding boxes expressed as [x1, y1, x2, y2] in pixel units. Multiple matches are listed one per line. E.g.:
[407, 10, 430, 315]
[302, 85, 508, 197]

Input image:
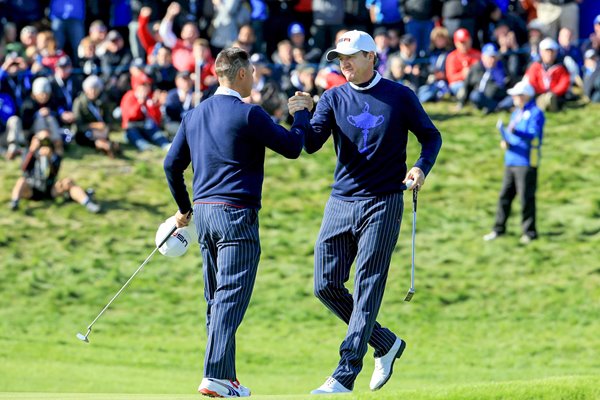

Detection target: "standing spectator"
[49, 0, 86, 63]
[192, 39, 218, 93]
[312, 0, 345, 52]
[209, 0, 251, 52]
[77, 37, 101, 77]
[164, 71, 195, 137]
[445, 28, 481, 97]
[484, 81, 544, 244]
[401, 0, 442, 56]
[367, 0, 404, 33]
[9, 130, 101, 213]
[536, 0, 580, 42]
[441, 0, 479, 44]
[159, 2, 200, 73]
[289, 30, 442, 395]
[458, 43, 511, 113]
[120, 76, 170, 151]
[37, 31, 67, 72]
[72, 75, 119, 157]
[583, 49, 600, 102]
[525, 37, 571, 111]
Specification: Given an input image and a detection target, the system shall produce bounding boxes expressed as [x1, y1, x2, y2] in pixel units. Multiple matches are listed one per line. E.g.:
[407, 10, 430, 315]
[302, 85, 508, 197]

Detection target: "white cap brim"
[325, 48, 361, 62]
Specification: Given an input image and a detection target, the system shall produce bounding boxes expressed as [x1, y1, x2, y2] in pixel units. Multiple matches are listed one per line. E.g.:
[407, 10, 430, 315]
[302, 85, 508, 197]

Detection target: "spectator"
[88, 20, 108, 48]
[9, 129, 101, 213]
[525, 37, 570, 111]
[524, 19, 545, 63]
[417, 26, 452, 103]
[558, 27, 583, 91]
[147, 47, 178, 92]
[312, 0, 345, 52]
[2, 23, 24, 57]
[120, 76, 170, 151]
[49, 0, 86, 63]
[37, 31, 67, 72]
[271, 40, 296, 95]
[237, 24, 258, 55]
[496, 26, 528, 85]
[287, 22, 322, 63]
[77, 36, 101, 77]
[136, 7, 162, 65]
[445, 28, 481, 97]
[19, 26, 39, 58]
[100, 30, 133, 107]
[367, 0, 404, 33]
[192, 39, 218, 93]
[395, 33, 427, 89]
[581, 15, 600, 57]
[72, 75, 119, 157]
[164, 71, 195, 137]
[209, 0, 251, 52]
[159, 2, 200, 73]
[441, 0, 479, 45]
[51, 56, 82, 128]
[536, 0, 580, 42]
[12, 77, 65, 157]
[250, 53, 286, 121]
[288, 63, 318, 99]
[401, 0, 442, 56]
[458, 43, 511, 113]
[0, 92, 17, 159]
[484, 81, 544, 244]
[583, 49, 600, 102]
[384, 53, 415, 90]
[373, 27, 393, 76]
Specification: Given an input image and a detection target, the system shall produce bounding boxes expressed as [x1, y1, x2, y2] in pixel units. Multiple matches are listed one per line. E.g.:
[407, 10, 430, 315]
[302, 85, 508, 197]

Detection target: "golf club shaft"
[85, 225, 177, 331]
[411, 189, 417, 290]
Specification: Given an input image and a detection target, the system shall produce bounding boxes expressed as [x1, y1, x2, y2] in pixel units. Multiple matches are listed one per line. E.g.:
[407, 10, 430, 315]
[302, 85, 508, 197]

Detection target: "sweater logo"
[347, 103, 384, 153]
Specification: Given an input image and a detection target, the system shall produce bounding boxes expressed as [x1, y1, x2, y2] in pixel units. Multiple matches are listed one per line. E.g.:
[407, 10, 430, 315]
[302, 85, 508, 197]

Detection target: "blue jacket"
[499, 100, 544, 167]
[49, 0, 85, 20]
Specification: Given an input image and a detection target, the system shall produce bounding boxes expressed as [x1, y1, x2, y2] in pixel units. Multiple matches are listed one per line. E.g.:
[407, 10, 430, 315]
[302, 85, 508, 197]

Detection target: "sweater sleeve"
[304, 90, 335, 154]
[164, 118, 192, 213]
[404, 88, 442, 176]
[137, 13, 156, 52]
[247, 106, 308, 159]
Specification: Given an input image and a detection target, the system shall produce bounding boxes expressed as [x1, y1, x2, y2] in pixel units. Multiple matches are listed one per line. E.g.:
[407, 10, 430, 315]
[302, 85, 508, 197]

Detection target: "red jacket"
[445, 48, 481, 84]
[525, 62, 570, 96]
[137, 13, 157, 65]
[120, 90, 162, 129]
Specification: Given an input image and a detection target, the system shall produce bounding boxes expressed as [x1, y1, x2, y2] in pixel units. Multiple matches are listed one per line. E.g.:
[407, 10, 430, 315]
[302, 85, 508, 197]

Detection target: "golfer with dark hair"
[164, 47, 311, 398]
[289, 30, 442, 394]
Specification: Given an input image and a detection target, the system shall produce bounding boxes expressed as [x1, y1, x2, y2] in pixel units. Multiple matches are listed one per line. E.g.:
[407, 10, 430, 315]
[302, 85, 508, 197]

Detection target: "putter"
[77, 224, 178, 343]
[404, 180, 418, 302]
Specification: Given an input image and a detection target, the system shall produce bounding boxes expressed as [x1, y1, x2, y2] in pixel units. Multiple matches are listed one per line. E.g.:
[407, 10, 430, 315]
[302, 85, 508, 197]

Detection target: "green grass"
[1, 102, 599, 399]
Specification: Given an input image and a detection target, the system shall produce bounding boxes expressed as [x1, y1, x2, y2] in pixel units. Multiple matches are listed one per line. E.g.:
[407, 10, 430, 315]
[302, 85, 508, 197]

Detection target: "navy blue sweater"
[306, 78, 442, 199]
[164, 94, 310, 211]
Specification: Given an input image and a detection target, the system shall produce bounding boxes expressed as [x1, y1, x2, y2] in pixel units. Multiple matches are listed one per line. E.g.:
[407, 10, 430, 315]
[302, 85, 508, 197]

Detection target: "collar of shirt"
[215, 86, 243, 100]
[348, 71, 382, 91]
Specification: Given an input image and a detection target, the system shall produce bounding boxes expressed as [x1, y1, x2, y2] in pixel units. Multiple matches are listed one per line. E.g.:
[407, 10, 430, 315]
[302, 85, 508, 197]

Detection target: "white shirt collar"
[215, 86, 244, 100]
[348, 71, 382, 91]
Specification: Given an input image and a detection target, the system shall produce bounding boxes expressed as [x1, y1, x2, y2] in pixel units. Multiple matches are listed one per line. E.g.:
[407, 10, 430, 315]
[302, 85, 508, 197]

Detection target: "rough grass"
[0, 102, 599, 399]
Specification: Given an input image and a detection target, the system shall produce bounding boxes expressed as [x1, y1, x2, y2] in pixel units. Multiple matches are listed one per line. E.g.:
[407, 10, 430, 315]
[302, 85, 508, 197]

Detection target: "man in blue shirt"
[164, 47, 311, 398]
[290, 30, 442, 394]
[484, 81, 545, 244]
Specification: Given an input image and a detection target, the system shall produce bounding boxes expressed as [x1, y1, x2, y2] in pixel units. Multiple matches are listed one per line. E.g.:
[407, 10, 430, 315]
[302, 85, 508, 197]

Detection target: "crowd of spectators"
[1, 0, 600, 210]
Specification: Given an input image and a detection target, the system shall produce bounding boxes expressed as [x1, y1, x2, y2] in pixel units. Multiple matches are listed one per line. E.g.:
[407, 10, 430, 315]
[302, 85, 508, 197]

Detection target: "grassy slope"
[0, 103, 599, 399]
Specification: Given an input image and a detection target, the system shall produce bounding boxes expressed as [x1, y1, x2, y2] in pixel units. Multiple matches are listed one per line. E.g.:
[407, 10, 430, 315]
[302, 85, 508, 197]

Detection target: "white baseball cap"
[507, 81, 535, 98]
[539, 37, 559, 51]
[325, 30, 377, 62]
[32, 77, 52, 95]
[155, 216, 197, 257]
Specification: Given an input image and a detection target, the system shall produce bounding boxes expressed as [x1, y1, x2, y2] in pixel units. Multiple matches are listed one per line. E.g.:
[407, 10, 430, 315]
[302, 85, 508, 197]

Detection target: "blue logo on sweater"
[347, 103, 384, 153]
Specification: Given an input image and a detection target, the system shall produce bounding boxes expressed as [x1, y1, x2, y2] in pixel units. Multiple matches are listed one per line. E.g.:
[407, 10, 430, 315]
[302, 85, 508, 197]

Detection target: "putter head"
[76, 332, 90, 343]
[404, 289, 415, 302]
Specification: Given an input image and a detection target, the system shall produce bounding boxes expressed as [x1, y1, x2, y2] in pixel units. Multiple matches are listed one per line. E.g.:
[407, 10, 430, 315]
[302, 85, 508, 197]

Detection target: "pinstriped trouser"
[193, 203, 261, 380]
[314, 193, 403, 390]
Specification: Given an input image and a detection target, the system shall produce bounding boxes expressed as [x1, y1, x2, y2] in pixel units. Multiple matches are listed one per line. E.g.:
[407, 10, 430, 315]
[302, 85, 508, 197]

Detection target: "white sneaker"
[370, 338, 406, 391]
[198, 378, 251, 397]
[483, 231, 501, 241]
[310, 377, 351, 395]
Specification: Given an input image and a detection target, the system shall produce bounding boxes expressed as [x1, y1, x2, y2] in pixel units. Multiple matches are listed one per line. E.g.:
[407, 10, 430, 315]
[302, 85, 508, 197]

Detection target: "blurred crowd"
[1, 0, 600, 210]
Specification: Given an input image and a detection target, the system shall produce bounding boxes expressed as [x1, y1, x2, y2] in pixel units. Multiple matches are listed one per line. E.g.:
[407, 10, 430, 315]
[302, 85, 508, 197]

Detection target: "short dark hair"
[215, 47, 250, 82]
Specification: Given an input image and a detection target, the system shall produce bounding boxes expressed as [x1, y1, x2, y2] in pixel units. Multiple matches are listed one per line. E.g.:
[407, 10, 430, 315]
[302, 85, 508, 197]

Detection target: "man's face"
[34, 92, 50, 104]
[338, 51, 374, 84]
[481, 54, 497, 69]
[541, 48, 557, 64]
[56, 65, 72, 79]
[85, 86, 101, 100]
[176, 76, 193, 92]
[157, 48, 172, 65]
[181, 23, 199, 42]
[455, 39, 471, 53]
[374, 34, 388, 50]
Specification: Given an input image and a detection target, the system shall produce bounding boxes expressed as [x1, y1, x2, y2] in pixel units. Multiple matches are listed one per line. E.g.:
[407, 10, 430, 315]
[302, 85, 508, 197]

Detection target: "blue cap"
[594, 14, 600, 25]
[288, 23, 305, 37]
[481, 43, 498, 57]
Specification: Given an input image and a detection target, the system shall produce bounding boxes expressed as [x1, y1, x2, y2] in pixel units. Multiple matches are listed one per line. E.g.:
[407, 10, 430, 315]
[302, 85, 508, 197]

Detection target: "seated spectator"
[164, 71, 195, 137]
[51, 56, 82, 129]
[287, 22, 322, 64]
[19, 26, 38, 57]
[581, 14, 600, 55]
[496, 28, 528, 86]
[72, 75, 119, 157]
[236, 24, 257, 55]
[524, 19, 545, 63]
[458, 44, 511, 113]
[287, 63, 318, 99]
[384, 54, 415, 91]
[558, 27, 584, 91]
[147, 47, 178, 92]
[445, 28, 481, 97]
[12, 77, 65, 157]
[192, 39, 218, 93]
[417, 26, 452, 103]
[373, 27, 393, 76]
[89, 20, 108, 48]
[100, 30, 133, 108]
[159, 2, 200, 73]
[0, 92, 17, 159]
[583, 50, 600, 102]
[77, 37, 101, 77]
[293, 46, 308, 65]
[37, 31, 66, 72]
[120, 76, 170, 151]
[2, 23, 23, 57]
[249, 53, 286, 121]
[9, 130, 101, 213]
[525, 38, 571, 112]
[395, 33, 427, 90]
[271, 40, 296, 94]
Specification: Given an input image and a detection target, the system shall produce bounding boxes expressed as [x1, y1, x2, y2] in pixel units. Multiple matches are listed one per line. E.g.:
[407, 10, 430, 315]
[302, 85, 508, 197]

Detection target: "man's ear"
[238, 67, 246, 81]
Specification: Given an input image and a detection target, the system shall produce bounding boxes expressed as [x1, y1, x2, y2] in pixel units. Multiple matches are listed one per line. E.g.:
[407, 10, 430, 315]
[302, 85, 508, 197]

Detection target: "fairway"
[1, 102, 599, 399]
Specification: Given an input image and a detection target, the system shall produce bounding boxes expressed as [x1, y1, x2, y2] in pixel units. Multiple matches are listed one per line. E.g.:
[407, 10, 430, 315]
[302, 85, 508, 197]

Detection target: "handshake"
[288, 92, 314, 117]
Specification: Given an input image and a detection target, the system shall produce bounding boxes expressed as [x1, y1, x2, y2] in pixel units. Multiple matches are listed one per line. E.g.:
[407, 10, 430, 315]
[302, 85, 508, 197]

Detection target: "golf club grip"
[157, 225, 177, 249]
[413, 188, 418, 212]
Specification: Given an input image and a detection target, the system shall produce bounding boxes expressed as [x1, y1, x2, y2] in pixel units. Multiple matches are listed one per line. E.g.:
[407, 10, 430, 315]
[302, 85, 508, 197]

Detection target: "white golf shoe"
[198, 378, 251, 397]
[310, 377, 352, 395]
[370, 338, 406, 391]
